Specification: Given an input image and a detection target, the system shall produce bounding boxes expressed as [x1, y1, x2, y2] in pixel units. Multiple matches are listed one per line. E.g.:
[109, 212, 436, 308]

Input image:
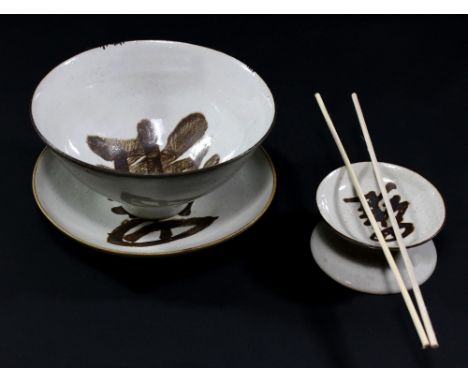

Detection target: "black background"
[1, 16, 467, 367]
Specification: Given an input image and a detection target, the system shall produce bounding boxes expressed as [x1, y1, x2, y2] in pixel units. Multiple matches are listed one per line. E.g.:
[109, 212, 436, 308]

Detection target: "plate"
[33, 147, 276, 256]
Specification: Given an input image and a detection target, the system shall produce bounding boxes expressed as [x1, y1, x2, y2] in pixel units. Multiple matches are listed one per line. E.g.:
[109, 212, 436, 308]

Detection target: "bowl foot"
[121, 203, 188, 220]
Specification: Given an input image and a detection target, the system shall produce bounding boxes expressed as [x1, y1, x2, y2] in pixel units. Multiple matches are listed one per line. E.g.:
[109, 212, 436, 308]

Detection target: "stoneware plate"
[310, 222, 437, 295]
[33, 147, 276, 256]
[316, 162, 445, 249]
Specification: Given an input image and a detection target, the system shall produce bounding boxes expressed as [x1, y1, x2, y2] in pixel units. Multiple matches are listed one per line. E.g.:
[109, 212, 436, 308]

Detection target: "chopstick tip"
[422, 343, 439, 350]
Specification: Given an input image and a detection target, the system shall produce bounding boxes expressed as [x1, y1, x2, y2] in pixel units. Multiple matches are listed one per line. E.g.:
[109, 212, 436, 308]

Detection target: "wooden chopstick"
[314, 93, 430, 348]
[351, 93, 438, 348]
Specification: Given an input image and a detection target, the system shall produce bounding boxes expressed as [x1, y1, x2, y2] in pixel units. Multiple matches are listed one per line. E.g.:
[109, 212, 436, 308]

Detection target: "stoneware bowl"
[316, 162, 445, 249]
[32, 41, 275, 219]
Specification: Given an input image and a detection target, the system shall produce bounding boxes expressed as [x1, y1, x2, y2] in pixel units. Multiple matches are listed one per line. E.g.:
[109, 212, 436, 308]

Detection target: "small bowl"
[316, 162, 445, 249]
[31, 41, 275, 219]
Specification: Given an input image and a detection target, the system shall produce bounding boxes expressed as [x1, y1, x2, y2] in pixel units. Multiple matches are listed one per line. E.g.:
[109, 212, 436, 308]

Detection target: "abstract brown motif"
[87, 113, 220, 174]
[343, 182, 415, 242]
[108, 202, 218, 247]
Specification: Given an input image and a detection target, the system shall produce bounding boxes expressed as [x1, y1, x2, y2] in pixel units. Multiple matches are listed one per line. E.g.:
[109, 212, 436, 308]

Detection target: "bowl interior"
[316, 162, 445, 249]
[32, 41, 274, 174]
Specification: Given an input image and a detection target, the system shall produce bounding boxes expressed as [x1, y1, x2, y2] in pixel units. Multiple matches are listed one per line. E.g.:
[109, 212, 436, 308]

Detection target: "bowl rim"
[30, 40, 276, 178]
[315, 161, 447, 249]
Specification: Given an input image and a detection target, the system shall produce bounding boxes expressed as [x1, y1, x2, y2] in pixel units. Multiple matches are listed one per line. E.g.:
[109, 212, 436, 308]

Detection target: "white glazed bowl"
[316, 162, 446, 249]
[32, 41, 275, 218]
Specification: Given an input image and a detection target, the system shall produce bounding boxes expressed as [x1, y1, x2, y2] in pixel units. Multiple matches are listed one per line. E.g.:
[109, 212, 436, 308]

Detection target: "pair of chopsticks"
[315, 93, 438, 349]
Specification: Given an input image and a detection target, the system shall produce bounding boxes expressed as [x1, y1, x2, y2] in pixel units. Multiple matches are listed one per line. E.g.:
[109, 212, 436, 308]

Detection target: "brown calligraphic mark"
[87, 113, 220, 175]
[108, 203, 217, 247]
[343, 182, 415, 242]
[203, 154, 220, 168]
[178, 202, 194, 216]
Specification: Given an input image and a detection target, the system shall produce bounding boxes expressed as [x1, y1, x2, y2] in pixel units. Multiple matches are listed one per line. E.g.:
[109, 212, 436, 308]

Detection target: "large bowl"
[31, 41, 275, 219]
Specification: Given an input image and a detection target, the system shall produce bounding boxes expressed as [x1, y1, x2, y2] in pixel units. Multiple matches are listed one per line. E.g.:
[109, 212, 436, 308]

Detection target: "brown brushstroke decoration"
[164, 157, 197, 174]
[178, 202, 194, 216]
[108, 202, 217, 247]
[87, 113, 220, 175]
[343, 182, 415, 242]
[161, 113, 208, 164]
[203, 154, 220, 168]
[137, 119, 163, 173]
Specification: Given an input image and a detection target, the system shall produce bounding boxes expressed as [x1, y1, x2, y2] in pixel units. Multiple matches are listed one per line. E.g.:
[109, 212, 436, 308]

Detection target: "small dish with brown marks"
[316, 162, 445, 249]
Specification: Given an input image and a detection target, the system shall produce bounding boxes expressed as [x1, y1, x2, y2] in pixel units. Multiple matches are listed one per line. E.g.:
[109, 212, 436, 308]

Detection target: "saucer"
[33, 147, 276, 256]
[310, 222, 437, 295]
[316, 162, 445, 249]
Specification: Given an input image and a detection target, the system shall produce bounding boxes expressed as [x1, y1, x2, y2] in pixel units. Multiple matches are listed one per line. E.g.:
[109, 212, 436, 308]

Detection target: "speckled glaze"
[31, 41, 275, 218]
[310, 222, 437, 295]
[58, 150, 250, 218]
[32, 147, 276, 256]
[316, 162, 445, 249]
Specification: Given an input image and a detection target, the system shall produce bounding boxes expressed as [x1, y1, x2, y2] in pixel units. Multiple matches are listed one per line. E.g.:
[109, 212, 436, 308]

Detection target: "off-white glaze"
[316, 162, 445, 249]
[32, 41, 274, 165]
[31, 41, 275, 218]
[58, 150, 249, 219]
[33, 147, 275, 256]
[310, 222, 437, 295]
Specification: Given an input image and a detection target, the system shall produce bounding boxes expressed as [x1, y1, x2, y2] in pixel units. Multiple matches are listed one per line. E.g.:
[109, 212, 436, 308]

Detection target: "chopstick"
[351, 93, 438, 348]
[314, 93, 430, 348]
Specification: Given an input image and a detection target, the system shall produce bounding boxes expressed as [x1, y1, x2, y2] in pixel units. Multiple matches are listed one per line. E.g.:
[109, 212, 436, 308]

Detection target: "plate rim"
[315, 161, 446, 249]
[32, 146, 277, 257]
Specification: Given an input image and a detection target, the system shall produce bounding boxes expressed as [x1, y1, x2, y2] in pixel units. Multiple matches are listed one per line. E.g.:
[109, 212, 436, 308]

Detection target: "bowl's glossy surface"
[32, 40, 274, 175]
[31, 41, 275, 218]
